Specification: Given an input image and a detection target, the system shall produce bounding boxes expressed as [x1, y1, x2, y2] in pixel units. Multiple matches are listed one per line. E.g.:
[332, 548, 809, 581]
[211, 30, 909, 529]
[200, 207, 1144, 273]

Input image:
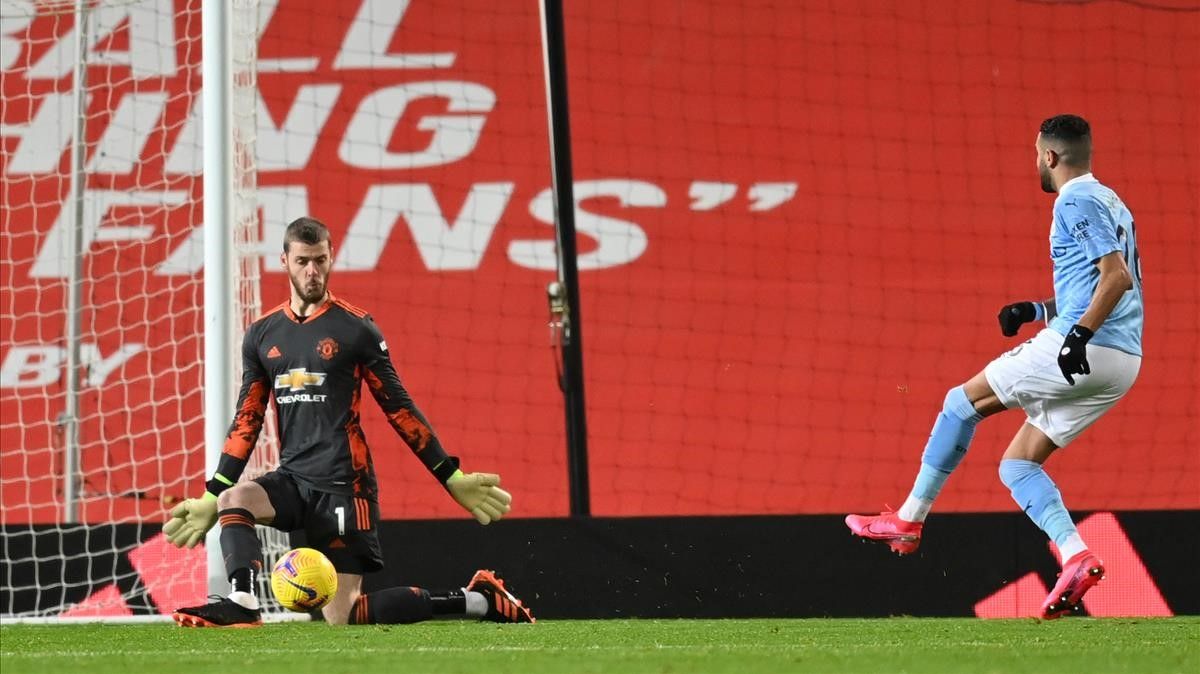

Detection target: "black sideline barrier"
[3, 512, 1195, 618]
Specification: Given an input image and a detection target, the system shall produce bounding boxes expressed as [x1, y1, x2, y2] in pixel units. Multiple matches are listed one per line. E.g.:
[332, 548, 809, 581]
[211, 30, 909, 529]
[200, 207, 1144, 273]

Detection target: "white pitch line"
[3, 643, 820, 659]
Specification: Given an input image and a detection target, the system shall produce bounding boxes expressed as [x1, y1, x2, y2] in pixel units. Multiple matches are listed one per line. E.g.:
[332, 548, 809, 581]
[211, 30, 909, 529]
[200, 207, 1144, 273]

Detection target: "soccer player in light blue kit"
[846, 115, 1143, 619]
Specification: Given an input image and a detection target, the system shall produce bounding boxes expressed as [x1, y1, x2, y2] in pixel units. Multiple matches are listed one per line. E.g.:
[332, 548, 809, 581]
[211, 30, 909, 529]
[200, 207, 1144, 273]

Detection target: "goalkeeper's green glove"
[163, 492, 218, 548]
[446, 470, 511, 525]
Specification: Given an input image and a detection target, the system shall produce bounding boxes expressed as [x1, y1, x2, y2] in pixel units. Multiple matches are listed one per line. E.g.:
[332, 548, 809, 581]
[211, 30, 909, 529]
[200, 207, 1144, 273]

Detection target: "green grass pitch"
[2, 618, 1197, 674]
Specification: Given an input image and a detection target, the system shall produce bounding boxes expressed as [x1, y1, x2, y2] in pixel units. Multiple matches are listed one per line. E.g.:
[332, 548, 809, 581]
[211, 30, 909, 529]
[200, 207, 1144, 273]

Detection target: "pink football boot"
[845, 510, 924, 555]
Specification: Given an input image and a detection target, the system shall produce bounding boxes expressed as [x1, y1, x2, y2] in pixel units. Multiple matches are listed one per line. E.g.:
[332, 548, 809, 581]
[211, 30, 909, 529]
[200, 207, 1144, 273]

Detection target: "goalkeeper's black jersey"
[214, 294, 452, 500]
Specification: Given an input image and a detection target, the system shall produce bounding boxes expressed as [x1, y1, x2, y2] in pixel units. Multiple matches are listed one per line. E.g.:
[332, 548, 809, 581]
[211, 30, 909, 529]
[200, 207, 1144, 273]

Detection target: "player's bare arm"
[1056, 251, 1134, 385]
[1041, 297, 1057, 321]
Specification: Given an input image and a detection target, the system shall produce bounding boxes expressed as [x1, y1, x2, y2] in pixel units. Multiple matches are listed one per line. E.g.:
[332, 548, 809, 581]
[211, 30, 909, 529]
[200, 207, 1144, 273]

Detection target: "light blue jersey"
[1047, 174, 1143, 356]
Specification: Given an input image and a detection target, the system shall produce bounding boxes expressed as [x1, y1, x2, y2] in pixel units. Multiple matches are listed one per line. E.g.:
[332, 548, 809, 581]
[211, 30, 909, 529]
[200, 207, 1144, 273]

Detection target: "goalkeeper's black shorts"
[255, 470, 384, 574]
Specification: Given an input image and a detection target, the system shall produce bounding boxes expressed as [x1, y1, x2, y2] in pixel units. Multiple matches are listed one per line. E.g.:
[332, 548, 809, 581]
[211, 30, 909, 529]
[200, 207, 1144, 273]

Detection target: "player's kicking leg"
[846, 371, 1003, 554]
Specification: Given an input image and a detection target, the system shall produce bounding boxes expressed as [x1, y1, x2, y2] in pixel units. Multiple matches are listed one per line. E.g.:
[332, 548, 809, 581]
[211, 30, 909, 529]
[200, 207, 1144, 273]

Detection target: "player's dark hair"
[283, 217, 331, 253]
[1039, 114, 1092, 167]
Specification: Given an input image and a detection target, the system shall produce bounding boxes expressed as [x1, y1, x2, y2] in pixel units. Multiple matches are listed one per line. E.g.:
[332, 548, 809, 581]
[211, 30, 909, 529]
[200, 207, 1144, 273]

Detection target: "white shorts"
[984, 328, 1140, 447]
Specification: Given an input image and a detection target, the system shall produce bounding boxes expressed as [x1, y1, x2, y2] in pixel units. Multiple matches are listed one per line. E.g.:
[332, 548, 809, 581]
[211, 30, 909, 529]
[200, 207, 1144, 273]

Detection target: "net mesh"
[561, 0, 1199, 516]
[0, 0, 287, 616]
[2, 0, 208, 616]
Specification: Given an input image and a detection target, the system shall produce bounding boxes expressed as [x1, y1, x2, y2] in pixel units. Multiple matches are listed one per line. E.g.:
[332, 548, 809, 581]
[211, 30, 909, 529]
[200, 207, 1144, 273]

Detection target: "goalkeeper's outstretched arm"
[358, 316, 511, 524]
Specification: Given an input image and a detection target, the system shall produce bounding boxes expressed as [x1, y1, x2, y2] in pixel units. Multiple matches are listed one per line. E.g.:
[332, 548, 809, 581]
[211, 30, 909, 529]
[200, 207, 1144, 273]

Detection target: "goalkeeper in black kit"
[165, 217, 534, 627]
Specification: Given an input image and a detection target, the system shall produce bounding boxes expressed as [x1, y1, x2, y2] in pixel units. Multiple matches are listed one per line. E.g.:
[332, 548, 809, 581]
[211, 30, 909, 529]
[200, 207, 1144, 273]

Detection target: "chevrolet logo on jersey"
[276, 368, 326, 391]
[274, 368, 328, 404]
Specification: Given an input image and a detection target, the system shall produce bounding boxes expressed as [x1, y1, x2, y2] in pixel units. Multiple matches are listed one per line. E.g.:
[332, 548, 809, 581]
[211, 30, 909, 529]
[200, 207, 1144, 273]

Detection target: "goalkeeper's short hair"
[284, 216, 331, 252]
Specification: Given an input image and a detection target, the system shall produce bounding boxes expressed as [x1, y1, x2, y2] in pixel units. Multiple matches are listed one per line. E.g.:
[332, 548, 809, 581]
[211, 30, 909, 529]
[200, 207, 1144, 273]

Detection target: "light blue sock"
[911, 386, 982, 501]
[999, 459, 1080, 551]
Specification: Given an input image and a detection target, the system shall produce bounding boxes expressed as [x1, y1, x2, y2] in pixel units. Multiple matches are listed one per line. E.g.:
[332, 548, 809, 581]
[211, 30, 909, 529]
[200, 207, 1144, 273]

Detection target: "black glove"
[1057, 324, 1094, 386]
[998, 301, 1039, 337]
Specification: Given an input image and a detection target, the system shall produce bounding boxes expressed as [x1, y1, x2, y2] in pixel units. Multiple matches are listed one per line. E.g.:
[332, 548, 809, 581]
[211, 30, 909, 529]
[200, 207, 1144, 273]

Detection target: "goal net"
[0, 0, 290, 618]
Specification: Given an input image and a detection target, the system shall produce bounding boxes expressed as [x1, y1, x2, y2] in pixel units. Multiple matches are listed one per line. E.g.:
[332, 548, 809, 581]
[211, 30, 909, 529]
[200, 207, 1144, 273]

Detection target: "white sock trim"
[228, 590, 260, 611]
[897, 495, 932, 523]
[1057, 534, 1088, 562]
[464, 589, 487, 618]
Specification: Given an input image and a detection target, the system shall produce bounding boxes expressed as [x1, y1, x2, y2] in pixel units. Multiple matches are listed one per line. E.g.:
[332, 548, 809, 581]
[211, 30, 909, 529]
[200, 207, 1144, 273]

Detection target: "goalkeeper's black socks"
[349, 587, 487, 624]
[350, 587, 434, 624]
[218, 507, 263, 610]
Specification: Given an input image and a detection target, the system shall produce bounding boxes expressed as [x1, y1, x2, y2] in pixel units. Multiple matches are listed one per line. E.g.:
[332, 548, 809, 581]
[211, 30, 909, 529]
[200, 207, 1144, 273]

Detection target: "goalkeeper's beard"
[291, 275, 327, 304]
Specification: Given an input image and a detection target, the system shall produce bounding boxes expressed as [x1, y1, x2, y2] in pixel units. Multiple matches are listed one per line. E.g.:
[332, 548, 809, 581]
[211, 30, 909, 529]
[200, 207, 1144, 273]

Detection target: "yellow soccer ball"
[270, 547, 338, 612]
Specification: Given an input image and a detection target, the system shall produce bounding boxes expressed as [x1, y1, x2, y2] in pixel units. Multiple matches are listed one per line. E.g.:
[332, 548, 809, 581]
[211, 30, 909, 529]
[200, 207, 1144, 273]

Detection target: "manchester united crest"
[316, 337, 339, 361]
